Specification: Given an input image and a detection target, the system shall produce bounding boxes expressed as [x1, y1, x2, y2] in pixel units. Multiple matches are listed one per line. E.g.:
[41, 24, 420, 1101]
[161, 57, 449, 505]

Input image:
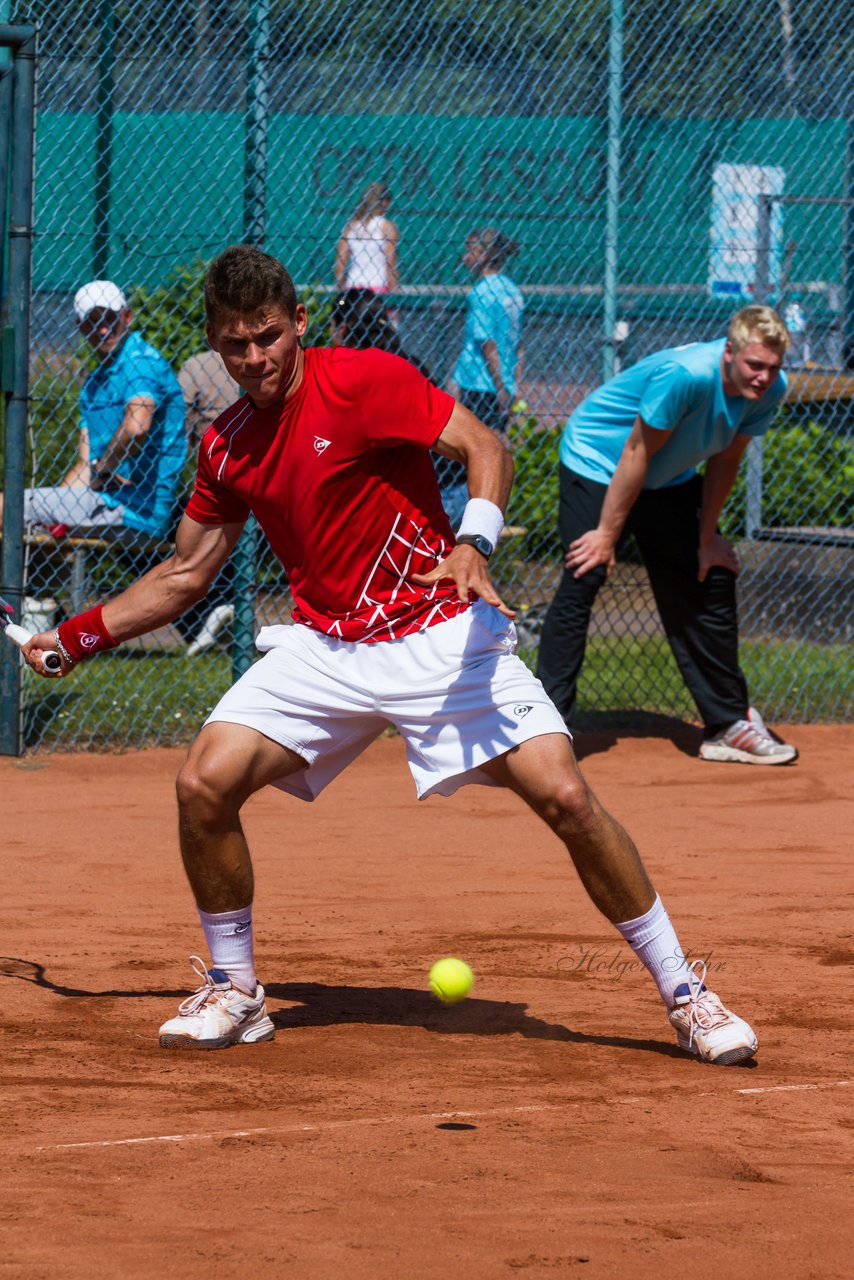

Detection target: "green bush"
[505, 412, 562, 558]
[720, 415, 854, 539]
[128, 259, 209, 372]
[6, 352, 86, 486]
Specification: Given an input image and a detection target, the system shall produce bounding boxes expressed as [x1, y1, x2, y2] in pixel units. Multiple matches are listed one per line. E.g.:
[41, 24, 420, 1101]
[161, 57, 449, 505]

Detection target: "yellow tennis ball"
[429, 957, 474, 1003]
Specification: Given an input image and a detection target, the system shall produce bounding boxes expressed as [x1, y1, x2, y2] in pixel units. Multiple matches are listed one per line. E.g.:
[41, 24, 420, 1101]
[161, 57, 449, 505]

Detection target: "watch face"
[458, 533, 493, 557]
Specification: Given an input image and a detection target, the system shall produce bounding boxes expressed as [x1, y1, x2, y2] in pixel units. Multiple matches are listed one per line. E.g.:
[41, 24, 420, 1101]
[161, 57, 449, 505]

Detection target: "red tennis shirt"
[186, 345, 469, 642]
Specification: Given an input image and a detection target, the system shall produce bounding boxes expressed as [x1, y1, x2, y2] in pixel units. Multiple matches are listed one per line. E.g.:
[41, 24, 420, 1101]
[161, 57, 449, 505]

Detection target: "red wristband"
[57, 605, 119, 662]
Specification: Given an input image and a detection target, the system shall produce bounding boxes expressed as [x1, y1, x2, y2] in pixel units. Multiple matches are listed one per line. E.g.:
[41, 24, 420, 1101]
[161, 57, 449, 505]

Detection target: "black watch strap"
[456, 532, 494, 559]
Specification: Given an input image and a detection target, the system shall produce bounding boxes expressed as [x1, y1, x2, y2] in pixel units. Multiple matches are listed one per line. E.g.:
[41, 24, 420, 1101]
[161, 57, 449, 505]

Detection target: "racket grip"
[4, 622, 63, 674]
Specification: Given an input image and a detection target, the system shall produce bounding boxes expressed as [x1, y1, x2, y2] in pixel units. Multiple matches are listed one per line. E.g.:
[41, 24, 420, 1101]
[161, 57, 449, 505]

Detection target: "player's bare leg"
[159, 723, 306, 1050]
[176, 721, 306, 912]
[480, 732, 654, 922]
[481, 733, 758, 1064]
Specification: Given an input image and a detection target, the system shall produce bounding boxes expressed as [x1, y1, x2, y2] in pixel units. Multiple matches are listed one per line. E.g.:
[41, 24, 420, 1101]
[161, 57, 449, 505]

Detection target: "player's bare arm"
[414, 402, 516, 617]
[22, 515, 242, 677]
[333, 234, 349, 290]
[566, 417, 672, 579]
[384, 221, 399, 291]
[696, 433, 751, 582]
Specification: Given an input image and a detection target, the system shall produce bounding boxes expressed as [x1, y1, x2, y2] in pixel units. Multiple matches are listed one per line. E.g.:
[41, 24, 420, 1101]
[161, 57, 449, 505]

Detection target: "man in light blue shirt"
[0, 280, 186, 543]
[536, 306, 798, 765]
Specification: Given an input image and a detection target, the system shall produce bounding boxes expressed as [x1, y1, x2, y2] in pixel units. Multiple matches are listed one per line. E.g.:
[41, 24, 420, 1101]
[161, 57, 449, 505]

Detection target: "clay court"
[2, 725, 851, 1278]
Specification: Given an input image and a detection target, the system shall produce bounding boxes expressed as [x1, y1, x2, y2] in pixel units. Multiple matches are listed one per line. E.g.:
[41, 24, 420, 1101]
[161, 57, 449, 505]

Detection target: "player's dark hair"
[205, 245, 298, 323]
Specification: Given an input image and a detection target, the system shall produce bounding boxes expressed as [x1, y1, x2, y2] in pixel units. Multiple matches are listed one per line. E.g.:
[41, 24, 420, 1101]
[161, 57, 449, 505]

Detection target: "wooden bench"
[28, 532, 111, 613]
[4, 531, 171, 613]
[785, 369, 854, 405]
[751, 526, 854, 549]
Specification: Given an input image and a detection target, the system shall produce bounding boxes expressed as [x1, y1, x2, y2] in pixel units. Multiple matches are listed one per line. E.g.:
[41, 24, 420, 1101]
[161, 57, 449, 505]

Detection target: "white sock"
[614, 895, 691, 1008]
[197, 905, 257, 995]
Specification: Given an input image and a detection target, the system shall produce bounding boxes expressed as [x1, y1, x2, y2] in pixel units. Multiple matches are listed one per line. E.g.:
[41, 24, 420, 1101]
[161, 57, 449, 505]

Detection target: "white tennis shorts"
[205, 598, 569, 802]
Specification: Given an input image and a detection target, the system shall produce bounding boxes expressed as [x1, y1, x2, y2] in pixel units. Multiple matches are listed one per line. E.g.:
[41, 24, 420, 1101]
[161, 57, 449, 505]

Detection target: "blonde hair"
[354, 182, 391, 221]
[728, 305, 789, 353]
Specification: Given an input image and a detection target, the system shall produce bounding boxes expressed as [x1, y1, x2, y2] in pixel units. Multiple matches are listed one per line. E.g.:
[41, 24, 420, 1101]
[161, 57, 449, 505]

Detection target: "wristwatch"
[456, 533, 494, 559]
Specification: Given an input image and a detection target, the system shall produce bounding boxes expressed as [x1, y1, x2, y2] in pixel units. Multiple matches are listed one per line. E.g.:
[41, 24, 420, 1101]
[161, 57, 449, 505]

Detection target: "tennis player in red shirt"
[24, 245, 757, 1065]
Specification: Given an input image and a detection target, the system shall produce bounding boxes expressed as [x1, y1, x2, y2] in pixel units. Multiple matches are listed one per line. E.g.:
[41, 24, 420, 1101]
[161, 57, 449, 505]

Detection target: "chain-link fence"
[2, 0, 852, 752]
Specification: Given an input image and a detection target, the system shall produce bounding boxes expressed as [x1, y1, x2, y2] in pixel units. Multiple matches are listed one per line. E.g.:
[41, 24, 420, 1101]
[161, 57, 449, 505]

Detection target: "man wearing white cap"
[0, 279, 186, 542]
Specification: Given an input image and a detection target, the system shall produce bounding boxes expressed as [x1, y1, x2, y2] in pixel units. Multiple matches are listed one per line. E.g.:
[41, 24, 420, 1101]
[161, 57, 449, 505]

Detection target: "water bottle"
[784, 295, 810, 367]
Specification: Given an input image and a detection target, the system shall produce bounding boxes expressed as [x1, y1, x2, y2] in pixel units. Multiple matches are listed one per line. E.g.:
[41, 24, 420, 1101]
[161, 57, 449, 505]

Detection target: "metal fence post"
[0, 24, 36, 756]
[745, 190, 774, 541]
[231, 0, 270, 682]
[754, 194, 772, 304]
[844, 120, 854, 366]
[602, 0, 623, 385]
[243, 0, 269, 250]
[93, 0, 115, 277]
[0, 65, 11, 294]
[745, 438, 764, 540]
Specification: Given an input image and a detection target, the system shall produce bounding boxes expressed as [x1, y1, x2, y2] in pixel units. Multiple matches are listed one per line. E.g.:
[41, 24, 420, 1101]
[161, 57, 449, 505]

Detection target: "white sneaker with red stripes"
[699, 707, 798, 764]
[668, 961, 758, 1065]
[159, 956, 275, 1049]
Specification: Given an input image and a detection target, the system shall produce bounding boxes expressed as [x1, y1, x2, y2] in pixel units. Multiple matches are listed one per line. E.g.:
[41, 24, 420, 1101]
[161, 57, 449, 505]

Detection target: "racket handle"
[4, 622, 63, 674]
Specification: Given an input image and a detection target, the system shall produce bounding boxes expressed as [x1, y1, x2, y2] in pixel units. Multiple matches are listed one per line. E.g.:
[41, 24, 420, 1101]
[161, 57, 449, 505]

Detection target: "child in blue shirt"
[450, 227, 524, 441]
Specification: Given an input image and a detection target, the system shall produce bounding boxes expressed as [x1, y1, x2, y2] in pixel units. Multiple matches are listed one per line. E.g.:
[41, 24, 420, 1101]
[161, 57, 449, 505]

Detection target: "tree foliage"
[15, 0, 854, 119]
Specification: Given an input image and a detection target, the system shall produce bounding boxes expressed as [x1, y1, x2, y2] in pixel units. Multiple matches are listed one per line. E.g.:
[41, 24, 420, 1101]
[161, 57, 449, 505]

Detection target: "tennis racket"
[0, 595, 62, 673]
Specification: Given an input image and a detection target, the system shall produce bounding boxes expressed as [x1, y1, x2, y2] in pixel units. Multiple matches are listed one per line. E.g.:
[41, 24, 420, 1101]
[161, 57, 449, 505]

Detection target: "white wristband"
[456, 498, 505, 545]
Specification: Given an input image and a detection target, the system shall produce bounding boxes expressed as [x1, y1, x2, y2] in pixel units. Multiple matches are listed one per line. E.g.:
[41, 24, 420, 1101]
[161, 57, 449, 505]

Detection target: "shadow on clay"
[0, 958, 758, 1066]
[266, 979, 756, 1066]
[570, 711, 702, 762]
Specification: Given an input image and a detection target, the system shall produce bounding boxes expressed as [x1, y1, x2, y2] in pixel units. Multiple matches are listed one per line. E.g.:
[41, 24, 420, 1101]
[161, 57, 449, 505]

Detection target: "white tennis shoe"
[668, 961, 758, 1065]
[699, 707, 798, 765]
[159, 955, 275, 1049]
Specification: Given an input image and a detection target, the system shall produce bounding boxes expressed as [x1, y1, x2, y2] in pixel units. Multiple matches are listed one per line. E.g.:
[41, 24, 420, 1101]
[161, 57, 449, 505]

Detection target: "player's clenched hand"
[412, 546, 516, 619]
[565, 529, 616, 579]
[698, 534, 739, 582]
[23, 631, 73, 678]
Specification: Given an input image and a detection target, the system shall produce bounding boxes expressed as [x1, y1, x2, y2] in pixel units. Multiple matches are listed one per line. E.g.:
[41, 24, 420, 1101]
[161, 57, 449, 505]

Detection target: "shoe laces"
[681, 960, 730, 1049]
[177, 954, 230, 1017]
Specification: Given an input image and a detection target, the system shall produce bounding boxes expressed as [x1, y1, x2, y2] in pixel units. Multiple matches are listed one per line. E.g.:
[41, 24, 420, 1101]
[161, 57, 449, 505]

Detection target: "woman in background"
[335, 183, 399, 296]
[449, 227, 524, 444]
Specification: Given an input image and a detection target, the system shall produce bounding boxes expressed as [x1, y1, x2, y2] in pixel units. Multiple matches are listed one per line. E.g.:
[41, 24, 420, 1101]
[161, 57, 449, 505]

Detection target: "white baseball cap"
[73, 280, 128, 322]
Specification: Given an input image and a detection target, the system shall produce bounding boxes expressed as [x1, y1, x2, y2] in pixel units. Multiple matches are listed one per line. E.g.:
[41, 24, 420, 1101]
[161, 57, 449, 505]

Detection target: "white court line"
[35, 1082, 853, 1152]
[37, 1105, 554, 1152]
[734, 1080, 852, 1095]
